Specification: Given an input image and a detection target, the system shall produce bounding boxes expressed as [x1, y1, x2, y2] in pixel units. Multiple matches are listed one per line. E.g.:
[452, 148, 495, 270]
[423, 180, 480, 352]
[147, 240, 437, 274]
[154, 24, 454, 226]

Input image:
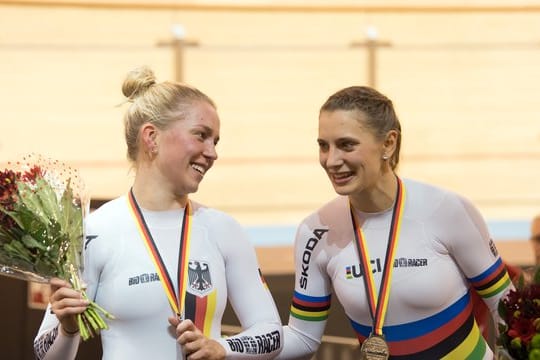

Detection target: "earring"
[382, 154, 389, 160]
[147, 147, 158, 158]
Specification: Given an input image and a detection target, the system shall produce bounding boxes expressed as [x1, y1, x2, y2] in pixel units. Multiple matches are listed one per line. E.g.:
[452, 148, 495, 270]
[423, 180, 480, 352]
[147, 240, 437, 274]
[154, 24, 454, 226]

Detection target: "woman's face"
[155, 101, 220, 196]
[318, 109, 386, 196]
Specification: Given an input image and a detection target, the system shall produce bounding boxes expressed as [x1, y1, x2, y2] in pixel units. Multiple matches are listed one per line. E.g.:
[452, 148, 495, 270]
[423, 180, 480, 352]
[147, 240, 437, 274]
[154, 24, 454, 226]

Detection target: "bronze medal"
[360, 334, 390, 360]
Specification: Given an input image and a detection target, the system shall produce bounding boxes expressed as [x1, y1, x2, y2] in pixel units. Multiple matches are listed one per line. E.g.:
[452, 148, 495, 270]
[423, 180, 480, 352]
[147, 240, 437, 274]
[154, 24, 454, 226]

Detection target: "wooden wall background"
[1, 0, 540, 268]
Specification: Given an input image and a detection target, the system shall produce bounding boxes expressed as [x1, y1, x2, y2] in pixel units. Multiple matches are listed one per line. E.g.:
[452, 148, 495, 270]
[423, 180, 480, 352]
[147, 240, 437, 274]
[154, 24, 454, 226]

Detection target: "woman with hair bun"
[34, 66, 282, 360]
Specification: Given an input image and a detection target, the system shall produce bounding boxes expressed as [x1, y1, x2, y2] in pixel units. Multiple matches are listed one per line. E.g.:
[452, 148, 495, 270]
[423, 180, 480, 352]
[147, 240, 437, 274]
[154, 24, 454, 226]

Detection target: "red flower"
[21, 165, 43, 183]
[508, 317, 537, 343]
[0, 169, 21, 230]
[498, 268, 540, 359]
[0, 169, 19, 206]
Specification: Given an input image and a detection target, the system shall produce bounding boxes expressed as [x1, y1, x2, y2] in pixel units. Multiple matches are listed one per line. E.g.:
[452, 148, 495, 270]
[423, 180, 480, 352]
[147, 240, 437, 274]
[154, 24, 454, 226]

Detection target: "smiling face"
[154, 101, 220, 197]
[318, 109, 388, 197]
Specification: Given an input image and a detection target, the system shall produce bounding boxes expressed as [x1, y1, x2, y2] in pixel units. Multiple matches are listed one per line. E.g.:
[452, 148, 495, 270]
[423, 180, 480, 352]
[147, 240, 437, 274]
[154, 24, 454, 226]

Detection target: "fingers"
[47, 278, 88, 335]
[184, 339, 226, 360]
[49, 280, 89, 320]
[50, 295, 89, 317]
[177, 322, 200, 346]
[168, 316, 180, 327]
[49, 277, 72, 292]
[175, 319, 197, 337]
[171, 320, 225, 360]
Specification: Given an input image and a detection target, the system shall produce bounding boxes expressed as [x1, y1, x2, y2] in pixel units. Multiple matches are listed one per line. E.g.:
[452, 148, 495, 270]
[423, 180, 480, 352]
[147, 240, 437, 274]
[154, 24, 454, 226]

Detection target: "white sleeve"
[215, 217, 283, 359]
[431, 192, 514, 320]
[277, 222, 331, 359]
[33, 307, 80, 360]
[277, 325, 320, 360]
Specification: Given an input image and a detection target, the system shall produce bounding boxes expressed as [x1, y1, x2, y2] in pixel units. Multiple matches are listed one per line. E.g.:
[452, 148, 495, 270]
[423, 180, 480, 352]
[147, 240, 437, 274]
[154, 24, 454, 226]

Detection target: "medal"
[350, 176, 406, 358]
[360, 334, 390, 360]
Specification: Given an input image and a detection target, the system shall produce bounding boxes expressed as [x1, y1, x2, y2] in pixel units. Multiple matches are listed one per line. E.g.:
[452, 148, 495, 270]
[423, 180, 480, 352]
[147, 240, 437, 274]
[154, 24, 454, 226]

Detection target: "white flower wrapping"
[0, 154, 113, 340]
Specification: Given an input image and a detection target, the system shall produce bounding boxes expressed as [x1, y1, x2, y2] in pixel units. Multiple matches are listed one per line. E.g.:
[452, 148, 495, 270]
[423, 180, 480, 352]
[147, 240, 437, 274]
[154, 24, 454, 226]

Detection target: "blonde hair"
[121, 66, 216, 162]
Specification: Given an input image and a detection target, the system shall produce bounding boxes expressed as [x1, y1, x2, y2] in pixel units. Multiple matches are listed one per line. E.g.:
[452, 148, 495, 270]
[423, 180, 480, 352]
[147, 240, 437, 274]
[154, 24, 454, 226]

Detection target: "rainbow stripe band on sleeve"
[468, 258, 511, 298]
[290, 291, 331, 321]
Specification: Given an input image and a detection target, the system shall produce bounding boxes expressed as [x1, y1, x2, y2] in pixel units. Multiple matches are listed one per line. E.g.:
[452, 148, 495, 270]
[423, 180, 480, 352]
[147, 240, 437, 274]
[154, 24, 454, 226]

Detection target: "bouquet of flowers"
[0, 154, 113, 340]
[497, 267, 540, 360]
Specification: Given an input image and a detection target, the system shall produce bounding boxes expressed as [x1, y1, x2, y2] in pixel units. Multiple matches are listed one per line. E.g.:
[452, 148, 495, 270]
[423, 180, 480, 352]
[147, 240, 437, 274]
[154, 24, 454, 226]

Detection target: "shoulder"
[402, 178, 450, 204]
[402, 178, 472, 216]
[295, 196, 347, 245]
[403, 178, 490, 244]
[83, 197, 129, 258]
[86, 196, 128, 231]
[191, 201, 252, 256]
[191, 200, 243, 231]
[88, 196, 127, 216]
[301, 196, 348, 226]
[191, 200, 240, 225]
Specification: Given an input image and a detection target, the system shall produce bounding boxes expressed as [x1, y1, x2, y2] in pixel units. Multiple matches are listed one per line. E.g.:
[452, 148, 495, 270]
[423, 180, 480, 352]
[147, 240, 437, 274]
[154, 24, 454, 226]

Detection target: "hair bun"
[122, 66, 157, 100]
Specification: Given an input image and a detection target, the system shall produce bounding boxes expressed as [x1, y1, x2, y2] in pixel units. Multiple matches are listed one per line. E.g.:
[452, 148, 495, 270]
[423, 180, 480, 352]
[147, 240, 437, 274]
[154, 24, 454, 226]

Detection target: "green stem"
[77, 314, 89, 340]
[67, 265, 114, 341]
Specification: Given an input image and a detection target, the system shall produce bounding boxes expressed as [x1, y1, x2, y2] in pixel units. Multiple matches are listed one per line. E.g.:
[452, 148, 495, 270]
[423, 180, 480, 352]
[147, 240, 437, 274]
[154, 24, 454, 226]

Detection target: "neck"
[349, 173, 398, 213]
[131, 171, 188, 211]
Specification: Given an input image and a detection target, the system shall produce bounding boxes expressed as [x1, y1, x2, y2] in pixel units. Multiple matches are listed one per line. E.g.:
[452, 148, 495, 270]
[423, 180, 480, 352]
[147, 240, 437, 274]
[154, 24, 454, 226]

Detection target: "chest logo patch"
[188, 260, 213, 297]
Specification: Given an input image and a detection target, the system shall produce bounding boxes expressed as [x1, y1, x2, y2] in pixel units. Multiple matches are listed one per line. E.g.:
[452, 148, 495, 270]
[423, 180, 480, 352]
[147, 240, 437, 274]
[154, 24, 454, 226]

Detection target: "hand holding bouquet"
[0, 154, 113, 340]
[498, 267, 540, 360]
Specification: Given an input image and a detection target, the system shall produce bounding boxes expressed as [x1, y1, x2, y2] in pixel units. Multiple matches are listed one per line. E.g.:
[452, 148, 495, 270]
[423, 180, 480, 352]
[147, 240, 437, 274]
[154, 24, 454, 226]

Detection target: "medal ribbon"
[127, 189, 192, 318]
[350, 177, 406, 336]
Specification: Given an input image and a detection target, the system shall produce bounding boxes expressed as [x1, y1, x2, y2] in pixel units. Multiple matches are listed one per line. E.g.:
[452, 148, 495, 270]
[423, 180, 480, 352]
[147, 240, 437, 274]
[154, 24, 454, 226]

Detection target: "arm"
[277, 222, 332, 359]
[217, 219, 283, 359]
[435, 193, 514, 323]
[33, 279, 87, 360]
[171, 214, 282, 359]
[34, 216, 106, 360]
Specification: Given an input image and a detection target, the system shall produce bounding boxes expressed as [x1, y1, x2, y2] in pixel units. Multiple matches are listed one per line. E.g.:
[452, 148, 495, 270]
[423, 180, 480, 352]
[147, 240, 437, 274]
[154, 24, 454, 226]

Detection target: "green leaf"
[498, 297, 508, 319]
[534, 266, 540, 285]
[16, 182, 51, 226]
[517, 273, 525, 290]
[20, 234, 48, 251]
[3, 241, 33, 263]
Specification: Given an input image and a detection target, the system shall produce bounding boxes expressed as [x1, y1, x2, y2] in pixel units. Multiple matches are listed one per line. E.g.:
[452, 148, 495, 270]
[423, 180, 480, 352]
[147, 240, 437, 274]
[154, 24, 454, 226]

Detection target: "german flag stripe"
[127, 192, 179, 314]
[184, 290, 217, 337]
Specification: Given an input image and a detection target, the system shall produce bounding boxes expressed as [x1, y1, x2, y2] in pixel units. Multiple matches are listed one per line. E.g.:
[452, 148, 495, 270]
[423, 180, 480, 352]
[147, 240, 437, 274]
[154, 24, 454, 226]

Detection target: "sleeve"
[33, 213, 106, 360]
[432, 193, 514, 324]
[277, 221, 332, 360]
[33, 311, 80, 360]
[215, 216, 283, 359]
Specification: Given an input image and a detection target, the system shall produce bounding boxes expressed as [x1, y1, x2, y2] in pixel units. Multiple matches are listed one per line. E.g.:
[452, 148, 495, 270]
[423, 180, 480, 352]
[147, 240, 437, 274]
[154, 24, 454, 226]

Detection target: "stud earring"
[382, 154, 389, 160]
[147, 147, 158, 158]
